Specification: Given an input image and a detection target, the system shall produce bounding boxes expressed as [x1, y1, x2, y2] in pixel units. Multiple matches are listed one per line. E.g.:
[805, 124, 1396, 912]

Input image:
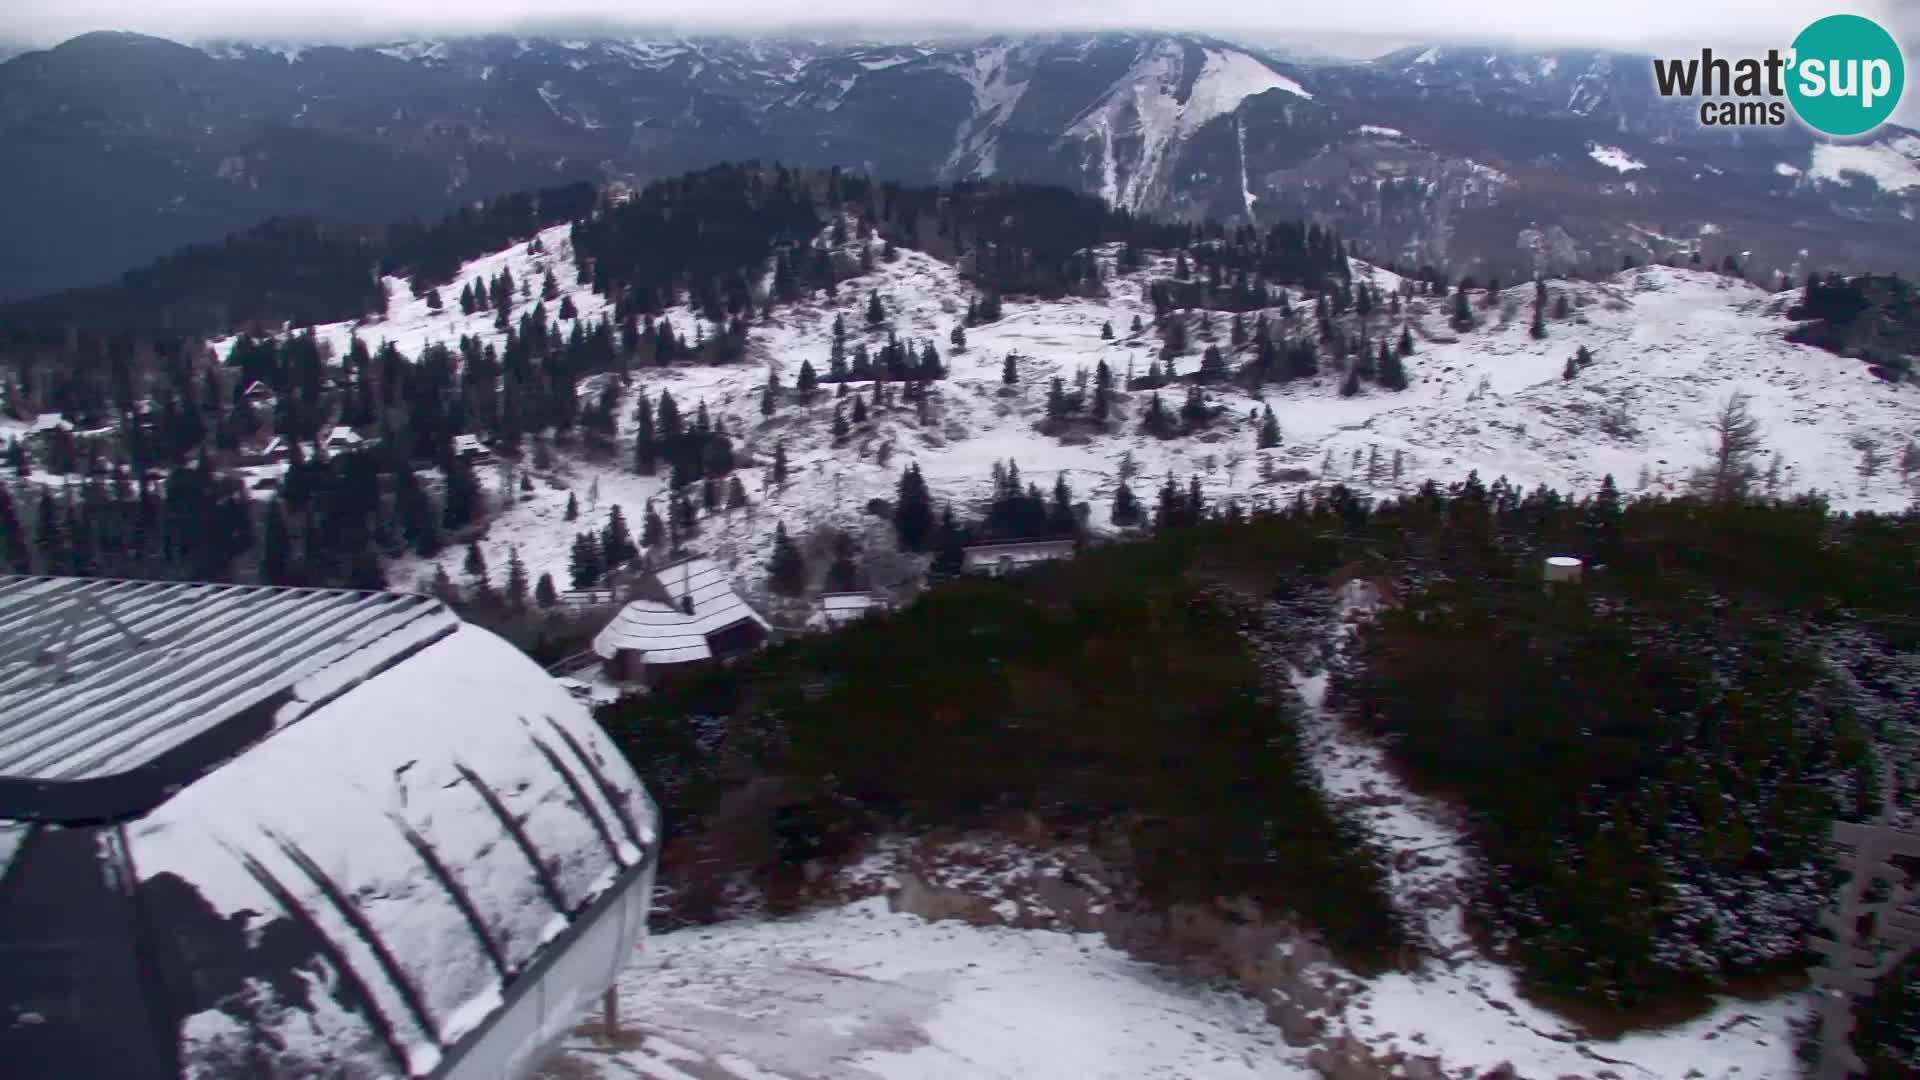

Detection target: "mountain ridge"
[2, 28, 1918, 306]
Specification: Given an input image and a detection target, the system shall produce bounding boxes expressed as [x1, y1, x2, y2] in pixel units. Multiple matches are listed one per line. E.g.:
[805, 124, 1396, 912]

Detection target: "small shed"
[591, 557, 770, 687]
[961, 538, 1076, 577]
[0, 576, 659, 1080]
[453, 434, 493, 463]
[324, 426, 367, 454]
[806, 591, 890, 632]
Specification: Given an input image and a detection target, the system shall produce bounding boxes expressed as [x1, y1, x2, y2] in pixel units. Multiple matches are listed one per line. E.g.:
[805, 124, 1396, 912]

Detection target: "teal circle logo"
[1786, 14, 1905, 137]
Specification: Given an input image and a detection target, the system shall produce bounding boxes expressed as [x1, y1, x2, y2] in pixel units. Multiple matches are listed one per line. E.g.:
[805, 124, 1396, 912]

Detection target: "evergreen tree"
[726, 475, 749, 510]
[1101, 321, 1114, 340]
[893, 463, 935, 551]
[773, 441, 790, 486]
[866, 291, 885, 326]
[426, 288, 443, 312]
[832, 407, 849, 443]
[1111, 480, 1142, 526]
[1002, 353, 1018, 384]
[1130, 314, 1144, 334]
[1139, 392, 1175, 439]
[463, 540, 488, 587]
[1379, 346, 1409, 392]
[1563, 357, 1578, 380]
[1340, 366, 1361, 397]
[1450, 289, 1474, 331]
[769, 522, 807, 596]
[602, 505, 636, 568]
[442, 454, 483, 529]
[1200, 344, 1226, 380]
[797, 359, 818, 400]
[643, 502, 664, 548]
[568, 531, 604, 588]
[931, 504, 965, 575]
[1530, 304, 1547, 339]
[825, 530, 859, 592]
[950, 324, 967, 352]
[1257, 405, 1282, 449]
[565, 491, 580, 521]
[851, 395, 868, 425]
[634, 393, 657, 474]
[1048, 473, 1076, 536]
[535, 572, 558, 608]
[505, 546, 529, 610]
[1398, 325, 1415, 356]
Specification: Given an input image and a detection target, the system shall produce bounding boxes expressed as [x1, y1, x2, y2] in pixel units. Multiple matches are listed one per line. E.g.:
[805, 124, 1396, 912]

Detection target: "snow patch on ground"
[1356, 124, 1404, 139]
[1588, 143, 1646, 173]
[541, 898, 1308, 1080]
[1809, 135, 1920, 193]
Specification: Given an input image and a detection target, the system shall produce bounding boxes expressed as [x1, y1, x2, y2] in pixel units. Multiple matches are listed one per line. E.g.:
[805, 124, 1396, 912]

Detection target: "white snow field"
[541, 897, 1310, 1080]
[214, 218, 1920, 602]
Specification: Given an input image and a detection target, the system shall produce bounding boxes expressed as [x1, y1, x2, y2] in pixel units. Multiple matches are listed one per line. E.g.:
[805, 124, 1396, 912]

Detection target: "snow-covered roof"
[0, 575, 451, 787]
[819, 592, 879, 613]
[963, 539, 1076, 555]
[805, 592, 886, 631]
[591, 557, 768, 665]
[0, 576, 660, 1079]
[326, 425, 365, 445]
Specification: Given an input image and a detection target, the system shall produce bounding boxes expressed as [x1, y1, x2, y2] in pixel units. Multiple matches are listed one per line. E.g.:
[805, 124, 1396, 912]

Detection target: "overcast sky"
[4, 0, 1916, 56]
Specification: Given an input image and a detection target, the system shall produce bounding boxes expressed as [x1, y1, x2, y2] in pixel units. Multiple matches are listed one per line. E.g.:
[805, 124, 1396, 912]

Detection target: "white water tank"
[1544, 556, 1584, 584]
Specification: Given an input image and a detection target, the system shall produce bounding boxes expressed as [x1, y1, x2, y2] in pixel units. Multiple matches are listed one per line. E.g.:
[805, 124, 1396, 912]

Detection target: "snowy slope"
[1808, 134, 1920, 194]
[219, 223, 1919, 606]
[1065, 41, 1311, 212]
[538, 898, 1308, 1080]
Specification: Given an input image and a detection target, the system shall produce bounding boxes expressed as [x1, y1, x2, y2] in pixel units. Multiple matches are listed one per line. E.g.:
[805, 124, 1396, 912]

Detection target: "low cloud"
[4, 0, 1908, 55]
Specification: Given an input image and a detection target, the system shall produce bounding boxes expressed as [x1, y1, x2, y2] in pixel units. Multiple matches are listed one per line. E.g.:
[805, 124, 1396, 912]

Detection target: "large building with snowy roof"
[591, 556, 770, 687]
[0, 575, 659, 1079]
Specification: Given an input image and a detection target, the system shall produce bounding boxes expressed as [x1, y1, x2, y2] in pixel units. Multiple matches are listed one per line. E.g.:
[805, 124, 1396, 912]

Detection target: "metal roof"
[819, 593, 880, 613]
[590, 557, 768, 665]
[0, 576, 455, 802]
[0, 611, 661, 1080]
[962, 539, 1076, 555]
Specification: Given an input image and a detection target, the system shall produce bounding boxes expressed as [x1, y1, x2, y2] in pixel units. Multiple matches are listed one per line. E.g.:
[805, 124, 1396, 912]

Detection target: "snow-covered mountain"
[5, 29, 1920, 303]
[210, 218, 1919, 611]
